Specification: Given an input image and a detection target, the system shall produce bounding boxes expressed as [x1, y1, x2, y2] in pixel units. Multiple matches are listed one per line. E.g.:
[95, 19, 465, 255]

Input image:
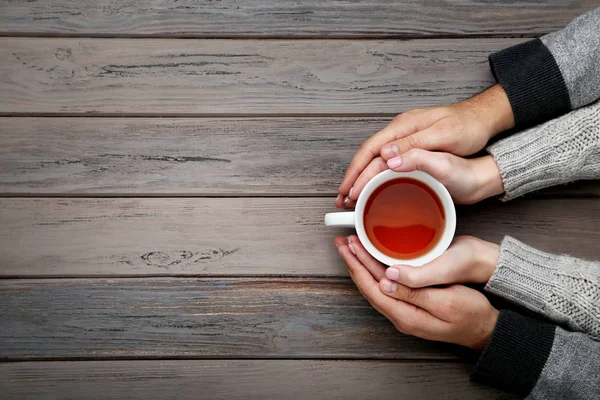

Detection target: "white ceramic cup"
[325, 169, 456, 266]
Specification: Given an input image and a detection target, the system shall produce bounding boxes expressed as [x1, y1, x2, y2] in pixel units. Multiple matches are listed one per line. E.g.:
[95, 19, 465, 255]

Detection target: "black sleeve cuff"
[489, 39, 571, 128]
[471, 310, 556, 397]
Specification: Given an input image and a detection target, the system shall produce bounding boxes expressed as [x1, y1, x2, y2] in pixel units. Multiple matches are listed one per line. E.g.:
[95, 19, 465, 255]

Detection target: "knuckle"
[433, 153, 453, 181]
[392, 113, 404, 123]
[404, 287, 422, 304]
[394, 109, 420, 122]
[404, 134, 421, 151]
[402, 269, 419, 287]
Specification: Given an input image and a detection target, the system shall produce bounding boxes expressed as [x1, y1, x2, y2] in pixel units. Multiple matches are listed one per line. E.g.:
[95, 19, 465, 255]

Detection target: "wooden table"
[1, 1, 598, 399]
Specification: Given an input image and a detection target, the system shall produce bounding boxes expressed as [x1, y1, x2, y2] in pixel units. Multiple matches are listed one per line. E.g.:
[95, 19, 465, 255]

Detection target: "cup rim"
[354, 169, 456, 266]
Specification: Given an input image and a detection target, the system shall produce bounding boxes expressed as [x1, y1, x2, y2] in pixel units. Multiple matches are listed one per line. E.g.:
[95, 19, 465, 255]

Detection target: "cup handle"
[324, 212, 356, 228]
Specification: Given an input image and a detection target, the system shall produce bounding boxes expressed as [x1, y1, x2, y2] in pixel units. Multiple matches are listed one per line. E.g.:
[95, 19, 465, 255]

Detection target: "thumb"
[385, 246, 466, 288]
[386, 148, 452, 183]
[384, 236, 494, 288]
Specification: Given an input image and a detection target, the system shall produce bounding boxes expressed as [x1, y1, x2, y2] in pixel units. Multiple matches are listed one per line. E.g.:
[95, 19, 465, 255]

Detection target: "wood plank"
[2, 117, 598, 196]
[0, 38, 518, 115]
[0, 277, 461, 360]
[0, 0, 594, 38]
[0, 117, 380, 195]
[0, 360, 515, 400]
[0, 197, 598, 277]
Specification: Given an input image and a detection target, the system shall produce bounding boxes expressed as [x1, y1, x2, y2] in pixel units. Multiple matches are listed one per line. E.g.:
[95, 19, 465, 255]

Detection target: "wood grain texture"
[2, 117, 598, 196]
[0, 360, 515, 400]
[0, 117, 381, 195]
[1, 197, 598, 277]
[0, 38, 519, 115]
[0, 277, 462, 360]
[0, 0, 595, 38]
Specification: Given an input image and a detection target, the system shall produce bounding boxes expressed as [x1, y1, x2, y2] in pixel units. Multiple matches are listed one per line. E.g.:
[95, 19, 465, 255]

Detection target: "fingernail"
[348, 187, 354, 200]
[346, 237, 357, 255]
[386, 267, 400, 281]
[343, 196, 350, 206]
[381, 279, 398, 293]
[387, 156, 403, 169]
[348, 243, 357, 255]
[382, 144, 400, 159]
[336, 194, 343, 203]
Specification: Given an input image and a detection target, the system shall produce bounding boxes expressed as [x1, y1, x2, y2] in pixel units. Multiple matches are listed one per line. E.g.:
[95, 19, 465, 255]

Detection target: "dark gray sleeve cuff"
[471, 309, 556, 397]
[489, 39, 572, 128]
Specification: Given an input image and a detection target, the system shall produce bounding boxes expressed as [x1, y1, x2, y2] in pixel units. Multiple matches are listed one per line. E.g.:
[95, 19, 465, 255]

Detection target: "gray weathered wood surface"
[0, 0, 595, 38]
[2, 117, 599, 196]
[1, 1, 595, 398]
[1, 38, 518, 115]
[0, 360, 515, 400]
[0, 277, 459, 360]
[1, 198, 598, 277]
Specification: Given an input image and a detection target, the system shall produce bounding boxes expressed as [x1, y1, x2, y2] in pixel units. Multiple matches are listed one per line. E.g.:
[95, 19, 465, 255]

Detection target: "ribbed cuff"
[485, 236, 557, 312]
[489, 39, 571, 128]
[487, 122, 559, 201]
[471, 310, 556, 397]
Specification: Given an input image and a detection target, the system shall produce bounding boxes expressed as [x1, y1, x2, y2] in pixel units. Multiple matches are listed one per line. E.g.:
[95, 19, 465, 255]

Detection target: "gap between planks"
[0, 34, 547, 40]
[0, 113, 400, 118]
[0, 192, 598, 198]
[0, 356, 464, 364]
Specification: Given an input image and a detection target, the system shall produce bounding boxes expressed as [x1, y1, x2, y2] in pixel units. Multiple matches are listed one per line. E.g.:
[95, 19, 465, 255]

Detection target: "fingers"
[338, 111, 423, 197]
[347, 235, 386, 281]
[380, 113, 455, 159]
[335, 236, 448, 339]
[342, 157, 388, 208]
[380, 126, 436, 160]
[379, 279, 463, 323]
[385, 148, 452, 182]
[384, 236, 498, 288]
[334, 236, 396, 319]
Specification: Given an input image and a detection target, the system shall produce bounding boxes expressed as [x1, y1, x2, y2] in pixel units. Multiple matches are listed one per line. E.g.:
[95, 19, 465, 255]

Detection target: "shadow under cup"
[325, 170, 456, 266]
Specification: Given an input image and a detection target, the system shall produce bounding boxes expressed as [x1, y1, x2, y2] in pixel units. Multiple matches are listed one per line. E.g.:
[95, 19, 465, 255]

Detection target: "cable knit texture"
[486, 236, 600, 339]
[488, 100, 600, 200]
[541, 8, 600, 109]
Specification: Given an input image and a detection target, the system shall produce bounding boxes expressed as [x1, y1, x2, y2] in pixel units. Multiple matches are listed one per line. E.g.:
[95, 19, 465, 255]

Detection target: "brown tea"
[363, 178, 445, 259]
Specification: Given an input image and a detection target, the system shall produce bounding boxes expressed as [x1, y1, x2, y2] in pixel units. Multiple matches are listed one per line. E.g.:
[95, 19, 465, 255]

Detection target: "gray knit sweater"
[470, 8, 600, 400]
[473, 102, 600, 399]
[489, 100, 600, 201]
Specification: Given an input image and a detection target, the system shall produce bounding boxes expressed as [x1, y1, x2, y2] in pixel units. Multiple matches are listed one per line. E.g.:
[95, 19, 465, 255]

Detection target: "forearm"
[489, 8, 600, 127]
[472, 310, 600, 399]
[486, 236, 600, 339]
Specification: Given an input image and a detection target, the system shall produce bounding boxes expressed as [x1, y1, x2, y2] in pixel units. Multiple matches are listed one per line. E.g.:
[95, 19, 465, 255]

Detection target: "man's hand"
[335, 235, 499, 351]
[336, 84, 514, 208]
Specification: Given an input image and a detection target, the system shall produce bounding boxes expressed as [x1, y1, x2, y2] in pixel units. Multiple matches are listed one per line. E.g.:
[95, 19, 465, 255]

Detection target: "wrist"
[457, 84, 515, 140]
[476, 239, 500, 283]
[471, 308, 499, 352]
[471, 155, 505, 201]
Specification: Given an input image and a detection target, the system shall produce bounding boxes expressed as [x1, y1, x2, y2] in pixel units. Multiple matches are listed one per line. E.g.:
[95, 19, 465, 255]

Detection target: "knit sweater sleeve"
[487, 100, 600, 201]
[485, 236, 600, 339]
[488, 8, 600, 127]
[472, 310, 600, 399]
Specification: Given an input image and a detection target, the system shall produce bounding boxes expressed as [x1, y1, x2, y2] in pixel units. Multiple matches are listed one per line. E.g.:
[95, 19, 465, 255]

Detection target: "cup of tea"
[325, 170, 456, 266]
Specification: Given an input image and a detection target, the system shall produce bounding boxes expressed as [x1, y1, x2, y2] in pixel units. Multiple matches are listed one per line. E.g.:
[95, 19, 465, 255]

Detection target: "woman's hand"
[385, 236, 500, 289]
[335, 235, 499, 351]
[339, 150, 505, 208]
[336, 84, 514, 208]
